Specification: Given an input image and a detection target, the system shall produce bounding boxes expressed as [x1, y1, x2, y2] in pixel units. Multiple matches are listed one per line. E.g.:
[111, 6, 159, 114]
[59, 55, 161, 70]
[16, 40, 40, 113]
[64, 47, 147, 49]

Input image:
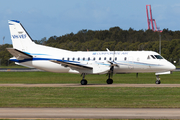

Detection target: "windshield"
[154, 55, 163, 59]
[150, 55, 156, 59]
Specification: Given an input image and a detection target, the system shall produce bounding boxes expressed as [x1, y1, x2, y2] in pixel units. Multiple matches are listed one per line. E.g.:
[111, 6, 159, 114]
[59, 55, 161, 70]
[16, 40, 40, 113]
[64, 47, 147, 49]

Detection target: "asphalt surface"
[1, 108, 180, 119]
[0, 68, 179, 119]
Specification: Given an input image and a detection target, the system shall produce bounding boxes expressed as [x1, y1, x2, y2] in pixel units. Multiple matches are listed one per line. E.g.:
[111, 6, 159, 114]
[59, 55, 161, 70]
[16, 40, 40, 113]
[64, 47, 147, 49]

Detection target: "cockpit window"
[151, 55, 156, 59]
[154, 55, 163, 59]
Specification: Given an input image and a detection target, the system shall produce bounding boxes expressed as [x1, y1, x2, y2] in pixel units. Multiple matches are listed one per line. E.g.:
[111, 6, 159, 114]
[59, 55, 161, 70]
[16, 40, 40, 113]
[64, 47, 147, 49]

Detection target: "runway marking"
[1, 108, 180, 119]
[0, 84, 180, 87]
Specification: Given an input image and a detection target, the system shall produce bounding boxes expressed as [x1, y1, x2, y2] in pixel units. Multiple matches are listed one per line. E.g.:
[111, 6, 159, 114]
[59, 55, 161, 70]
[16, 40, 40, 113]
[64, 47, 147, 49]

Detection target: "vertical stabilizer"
[8, 20, 35, 51]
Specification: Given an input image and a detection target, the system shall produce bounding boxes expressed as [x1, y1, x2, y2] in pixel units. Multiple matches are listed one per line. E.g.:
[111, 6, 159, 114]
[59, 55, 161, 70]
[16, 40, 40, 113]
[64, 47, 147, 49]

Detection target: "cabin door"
[128, 56, 134, 69]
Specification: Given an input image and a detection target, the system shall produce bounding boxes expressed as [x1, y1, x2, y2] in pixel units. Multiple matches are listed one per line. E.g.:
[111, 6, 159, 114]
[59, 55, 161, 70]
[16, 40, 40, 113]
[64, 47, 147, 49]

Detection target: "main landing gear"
[80, 71, 114, 85]
[155, 75, 161, 84]
[106, 74, 113, 84]
[80, 73, 87, 85]
[106, 66, 114, 84]
[80, 59, 116, 85]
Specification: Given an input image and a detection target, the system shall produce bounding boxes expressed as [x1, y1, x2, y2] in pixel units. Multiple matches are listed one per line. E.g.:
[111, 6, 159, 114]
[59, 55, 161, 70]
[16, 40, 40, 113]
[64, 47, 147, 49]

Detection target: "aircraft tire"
[155, 80, 161, 84]
[106, 79, 113, 84]
[81, 79, 87, 85]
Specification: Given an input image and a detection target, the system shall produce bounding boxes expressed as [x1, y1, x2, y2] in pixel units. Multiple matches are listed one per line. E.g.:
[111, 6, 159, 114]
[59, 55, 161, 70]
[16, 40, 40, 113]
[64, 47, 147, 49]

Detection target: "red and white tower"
[146, 5, 161, 32]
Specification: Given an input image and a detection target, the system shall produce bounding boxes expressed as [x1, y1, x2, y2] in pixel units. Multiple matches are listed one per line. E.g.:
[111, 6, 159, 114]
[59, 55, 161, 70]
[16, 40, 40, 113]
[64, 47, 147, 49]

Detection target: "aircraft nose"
[169, 63, 176, 71]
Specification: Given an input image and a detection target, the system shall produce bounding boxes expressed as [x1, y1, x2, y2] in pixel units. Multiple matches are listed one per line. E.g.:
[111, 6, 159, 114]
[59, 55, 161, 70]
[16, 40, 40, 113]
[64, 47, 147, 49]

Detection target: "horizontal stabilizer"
[50, 60, 93, 70]
[6, 48, 32, 60]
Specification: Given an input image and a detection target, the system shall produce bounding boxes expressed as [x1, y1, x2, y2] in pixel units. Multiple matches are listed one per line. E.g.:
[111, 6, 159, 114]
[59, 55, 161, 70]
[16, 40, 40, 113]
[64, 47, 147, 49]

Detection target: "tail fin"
[8, 20, 35, 51]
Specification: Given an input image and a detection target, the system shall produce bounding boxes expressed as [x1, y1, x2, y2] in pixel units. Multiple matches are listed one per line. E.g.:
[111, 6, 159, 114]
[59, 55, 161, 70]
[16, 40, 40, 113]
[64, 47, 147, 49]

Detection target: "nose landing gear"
[155, 75, 161, 84]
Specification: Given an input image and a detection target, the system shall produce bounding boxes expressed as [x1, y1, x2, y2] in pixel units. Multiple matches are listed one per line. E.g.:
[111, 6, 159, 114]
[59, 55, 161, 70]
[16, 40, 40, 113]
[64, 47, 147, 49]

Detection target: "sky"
[1, 0, 180, 44]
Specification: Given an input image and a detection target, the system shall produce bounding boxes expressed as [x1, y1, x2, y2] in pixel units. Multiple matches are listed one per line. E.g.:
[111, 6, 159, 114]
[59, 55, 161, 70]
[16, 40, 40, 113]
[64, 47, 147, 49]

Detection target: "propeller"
[106, 48, 119, 78]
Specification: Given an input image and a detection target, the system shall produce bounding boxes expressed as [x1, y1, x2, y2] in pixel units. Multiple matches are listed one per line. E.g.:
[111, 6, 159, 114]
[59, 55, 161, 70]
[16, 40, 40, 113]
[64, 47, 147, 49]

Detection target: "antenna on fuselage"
[106, 48, 110, 52]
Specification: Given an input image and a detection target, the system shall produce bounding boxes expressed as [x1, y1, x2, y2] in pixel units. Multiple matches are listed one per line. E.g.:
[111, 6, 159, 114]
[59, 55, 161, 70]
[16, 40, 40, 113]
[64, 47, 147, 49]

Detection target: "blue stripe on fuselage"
[10, 58, 80, 64]
[10, 57, 161, 67]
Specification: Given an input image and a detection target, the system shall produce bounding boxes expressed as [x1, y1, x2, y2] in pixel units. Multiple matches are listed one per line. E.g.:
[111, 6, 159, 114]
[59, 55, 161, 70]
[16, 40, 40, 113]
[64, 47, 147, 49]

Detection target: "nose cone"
[168, 62, 176, 71]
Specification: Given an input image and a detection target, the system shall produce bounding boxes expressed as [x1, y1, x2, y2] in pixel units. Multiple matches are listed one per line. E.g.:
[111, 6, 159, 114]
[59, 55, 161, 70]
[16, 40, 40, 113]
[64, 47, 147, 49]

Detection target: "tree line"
[1, 26, 180, 66]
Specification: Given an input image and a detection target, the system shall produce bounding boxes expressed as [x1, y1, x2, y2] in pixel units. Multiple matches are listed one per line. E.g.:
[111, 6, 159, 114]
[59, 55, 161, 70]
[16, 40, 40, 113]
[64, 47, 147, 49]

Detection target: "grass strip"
[0, 87, 180, 108]
[0, 72, 179, 84]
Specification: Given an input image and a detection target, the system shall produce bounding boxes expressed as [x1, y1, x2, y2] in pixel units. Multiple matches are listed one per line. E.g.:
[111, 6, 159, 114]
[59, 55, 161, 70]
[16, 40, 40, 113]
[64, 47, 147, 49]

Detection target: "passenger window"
[99, 57, 101, 60]
[124, 57, 127, 61]
[72, 58, 75, 61]
[67, 58, 69, 61]
[83, 57, 85, 61]
[78, 58, 80, 61]
[93, 57, 95, 60]
[115, 57, 117, 61]
[62, 58, 64, 61]
[88, 57, 90, 61]
[104, 57, 106, 60]
[109, 57, 111, 60]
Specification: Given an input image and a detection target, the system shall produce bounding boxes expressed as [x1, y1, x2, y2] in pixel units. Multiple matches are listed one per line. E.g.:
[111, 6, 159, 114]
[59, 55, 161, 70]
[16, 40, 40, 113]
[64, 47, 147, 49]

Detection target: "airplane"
[7, 20, 176, 85]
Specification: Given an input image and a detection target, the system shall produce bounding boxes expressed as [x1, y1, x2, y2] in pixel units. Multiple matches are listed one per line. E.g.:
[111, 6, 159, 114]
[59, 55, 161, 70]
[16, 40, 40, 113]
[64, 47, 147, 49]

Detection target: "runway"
[1, 108, 180, 119]
[1, 83, 180, 87]
[1, 84, 180, 119]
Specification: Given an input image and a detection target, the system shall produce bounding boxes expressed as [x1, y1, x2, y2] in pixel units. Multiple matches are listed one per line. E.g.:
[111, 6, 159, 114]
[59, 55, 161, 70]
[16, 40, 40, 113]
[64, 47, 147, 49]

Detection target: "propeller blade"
[107, 61, 119, 67]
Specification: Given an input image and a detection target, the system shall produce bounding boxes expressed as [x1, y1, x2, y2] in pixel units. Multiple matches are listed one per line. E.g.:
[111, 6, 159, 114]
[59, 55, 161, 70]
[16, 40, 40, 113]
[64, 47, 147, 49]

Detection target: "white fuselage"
[11, 44, 175, 75]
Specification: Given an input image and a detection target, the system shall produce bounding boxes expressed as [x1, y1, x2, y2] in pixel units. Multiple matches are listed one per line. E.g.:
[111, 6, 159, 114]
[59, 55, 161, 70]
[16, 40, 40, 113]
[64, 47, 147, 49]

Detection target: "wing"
[50, 60, 93, 70]
[6, 48, 32, 60]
